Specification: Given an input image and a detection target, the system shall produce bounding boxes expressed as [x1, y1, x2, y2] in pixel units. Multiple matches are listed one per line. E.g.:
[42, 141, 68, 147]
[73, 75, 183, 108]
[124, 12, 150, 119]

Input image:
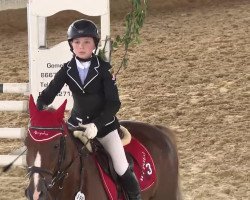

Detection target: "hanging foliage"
[99, 0, 148, 75]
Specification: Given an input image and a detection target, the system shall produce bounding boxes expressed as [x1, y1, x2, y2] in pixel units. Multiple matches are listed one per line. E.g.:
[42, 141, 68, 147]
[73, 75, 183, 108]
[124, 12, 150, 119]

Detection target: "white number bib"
[75, 191, 85, 200]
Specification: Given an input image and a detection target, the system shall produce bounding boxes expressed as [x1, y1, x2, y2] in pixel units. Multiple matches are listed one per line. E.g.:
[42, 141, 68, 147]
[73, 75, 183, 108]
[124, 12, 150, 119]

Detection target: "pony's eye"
[54, 144, 60, 149]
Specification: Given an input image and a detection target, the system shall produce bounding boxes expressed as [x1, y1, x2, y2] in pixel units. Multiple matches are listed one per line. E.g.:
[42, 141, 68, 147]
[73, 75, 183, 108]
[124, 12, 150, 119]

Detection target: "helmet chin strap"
[75, 56, 92, 62]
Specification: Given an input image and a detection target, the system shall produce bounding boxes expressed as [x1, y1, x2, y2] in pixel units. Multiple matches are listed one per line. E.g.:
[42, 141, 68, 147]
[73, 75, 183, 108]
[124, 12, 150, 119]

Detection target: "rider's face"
[71, 37, 95, 59]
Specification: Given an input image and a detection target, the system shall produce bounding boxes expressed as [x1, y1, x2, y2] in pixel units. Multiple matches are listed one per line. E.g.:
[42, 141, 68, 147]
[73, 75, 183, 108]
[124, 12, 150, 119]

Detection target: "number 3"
[146, 163, 152, 175]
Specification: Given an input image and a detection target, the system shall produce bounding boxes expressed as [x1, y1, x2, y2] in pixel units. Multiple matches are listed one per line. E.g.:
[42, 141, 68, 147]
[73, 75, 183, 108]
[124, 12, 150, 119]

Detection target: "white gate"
[0, 0, 111, 166]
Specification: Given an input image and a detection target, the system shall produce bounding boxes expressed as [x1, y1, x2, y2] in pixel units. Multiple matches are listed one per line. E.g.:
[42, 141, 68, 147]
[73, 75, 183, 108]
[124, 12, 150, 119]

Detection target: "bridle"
[26, 124, 84, 192]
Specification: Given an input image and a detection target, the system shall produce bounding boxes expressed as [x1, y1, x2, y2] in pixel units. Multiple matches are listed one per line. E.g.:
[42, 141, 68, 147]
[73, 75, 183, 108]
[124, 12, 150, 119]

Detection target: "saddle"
[73, 126, 157, 200]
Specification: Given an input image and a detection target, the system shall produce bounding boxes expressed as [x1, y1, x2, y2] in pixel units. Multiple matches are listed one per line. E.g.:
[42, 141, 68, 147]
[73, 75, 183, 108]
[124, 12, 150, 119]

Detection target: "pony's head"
[25, 95, 70, 200]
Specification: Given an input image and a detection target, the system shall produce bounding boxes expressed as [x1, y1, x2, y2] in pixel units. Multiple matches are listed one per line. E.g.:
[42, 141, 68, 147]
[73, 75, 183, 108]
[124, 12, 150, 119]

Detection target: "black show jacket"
[37, 55, 121, 137]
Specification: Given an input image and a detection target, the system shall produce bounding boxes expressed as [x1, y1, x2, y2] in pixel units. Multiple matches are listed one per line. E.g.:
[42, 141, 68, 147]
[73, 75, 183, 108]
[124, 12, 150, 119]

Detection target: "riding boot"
[119, 167, 142, 200]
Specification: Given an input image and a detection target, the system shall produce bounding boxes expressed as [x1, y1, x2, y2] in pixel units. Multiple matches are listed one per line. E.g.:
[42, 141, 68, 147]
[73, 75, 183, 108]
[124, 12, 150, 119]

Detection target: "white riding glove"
[79, 123, 98, 139]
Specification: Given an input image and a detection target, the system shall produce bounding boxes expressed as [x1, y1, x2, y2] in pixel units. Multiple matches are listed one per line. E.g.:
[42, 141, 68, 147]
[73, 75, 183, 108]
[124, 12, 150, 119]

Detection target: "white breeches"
[97, 129, 129, 176]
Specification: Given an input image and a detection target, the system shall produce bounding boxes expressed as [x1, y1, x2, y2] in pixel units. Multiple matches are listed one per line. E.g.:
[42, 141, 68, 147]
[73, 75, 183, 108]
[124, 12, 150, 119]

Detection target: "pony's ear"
[29, 94, 38, 116]
[55, 99, 67, 119]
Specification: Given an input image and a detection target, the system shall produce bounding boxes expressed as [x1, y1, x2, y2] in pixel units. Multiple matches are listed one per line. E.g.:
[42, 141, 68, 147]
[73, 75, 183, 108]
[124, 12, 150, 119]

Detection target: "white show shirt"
[75, 58, 91, 84]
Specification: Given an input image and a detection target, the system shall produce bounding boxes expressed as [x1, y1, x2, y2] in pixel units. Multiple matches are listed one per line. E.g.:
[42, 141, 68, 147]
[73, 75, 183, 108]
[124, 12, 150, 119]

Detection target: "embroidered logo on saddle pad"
[95, 137, 157, 200]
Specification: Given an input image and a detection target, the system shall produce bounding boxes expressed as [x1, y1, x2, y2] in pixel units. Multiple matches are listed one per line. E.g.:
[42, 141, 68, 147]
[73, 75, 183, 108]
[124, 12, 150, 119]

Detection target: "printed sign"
[29, 41, 73, 110]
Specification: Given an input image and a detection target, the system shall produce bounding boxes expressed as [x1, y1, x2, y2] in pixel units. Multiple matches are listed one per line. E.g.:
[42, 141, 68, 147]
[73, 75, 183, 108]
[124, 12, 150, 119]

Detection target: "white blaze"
[33, 151, 41, 200]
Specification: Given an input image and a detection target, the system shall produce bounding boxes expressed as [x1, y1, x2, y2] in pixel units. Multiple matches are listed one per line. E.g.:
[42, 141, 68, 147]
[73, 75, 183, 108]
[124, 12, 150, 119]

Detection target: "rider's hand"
[79, 123, 98, 139]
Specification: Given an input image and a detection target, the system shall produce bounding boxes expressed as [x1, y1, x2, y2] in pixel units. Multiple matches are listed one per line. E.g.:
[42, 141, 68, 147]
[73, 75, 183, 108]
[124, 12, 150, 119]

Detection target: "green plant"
[99, 0, 148, 75]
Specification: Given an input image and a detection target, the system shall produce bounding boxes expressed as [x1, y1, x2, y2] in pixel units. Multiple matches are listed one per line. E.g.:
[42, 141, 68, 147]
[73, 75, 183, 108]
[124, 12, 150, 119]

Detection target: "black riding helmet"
[67, 19, 100, 51]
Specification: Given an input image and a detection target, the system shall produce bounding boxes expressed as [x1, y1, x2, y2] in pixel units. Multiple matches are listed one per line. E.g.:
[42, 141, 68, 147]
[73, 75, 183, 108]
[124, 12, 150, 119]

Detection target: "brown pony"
[25, 95, 181, 200]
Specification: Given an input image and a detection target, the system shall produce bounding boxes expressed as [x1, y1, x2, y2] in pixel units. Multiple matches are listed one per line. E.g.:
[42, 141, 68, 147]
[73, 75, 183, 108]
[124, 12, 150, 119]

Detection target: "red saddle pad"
[95, 137, 157, 200]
